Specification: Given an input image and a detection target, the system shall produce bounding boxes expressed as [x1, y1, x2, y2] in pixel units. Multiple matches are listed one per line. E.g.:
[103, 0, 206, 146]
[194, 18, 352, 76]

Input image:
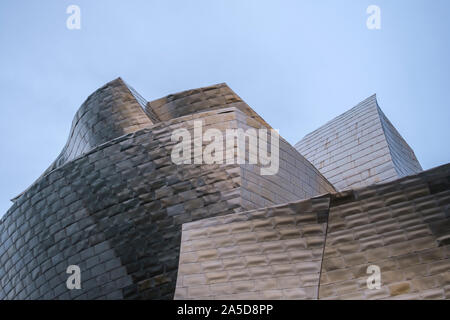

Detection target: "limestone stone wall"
[174, 196, 330, 299]
[176, 163, 450, 300]
[319, 164, 450, 299]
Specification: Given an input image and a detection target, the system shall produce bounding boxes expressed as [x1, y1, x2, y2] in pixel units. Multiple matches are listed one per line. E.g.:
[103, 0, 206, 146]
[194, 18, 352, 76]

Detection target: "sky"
[0, 0, 449, 217]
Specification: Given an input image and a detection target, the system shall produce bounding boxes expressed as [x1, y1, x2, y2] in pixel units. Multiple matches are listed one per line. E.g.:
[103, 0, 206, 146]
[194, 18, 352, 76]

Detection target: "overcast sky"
[1, 0, 449, 217]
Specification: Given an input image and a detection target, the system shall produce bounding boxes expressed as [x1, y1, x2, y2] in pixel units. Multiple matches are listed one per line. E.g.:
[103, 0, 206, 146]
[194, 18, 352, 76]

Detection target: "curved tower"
[0, 78, 334, 299]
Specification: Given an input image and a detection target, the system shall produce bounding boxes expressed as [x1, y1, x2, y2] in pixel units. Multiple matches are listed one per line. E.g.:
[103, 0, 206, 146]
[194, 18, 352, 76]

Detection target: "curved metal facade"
[0, 79, 334, 299]
[3, 79, 444, 300]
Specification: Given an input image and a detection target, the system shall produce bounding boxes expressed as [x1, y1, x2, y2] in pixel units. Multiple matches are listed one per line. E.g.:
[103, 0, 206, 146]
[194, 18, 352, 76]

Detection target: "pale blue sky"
[1, 0, 449, 217]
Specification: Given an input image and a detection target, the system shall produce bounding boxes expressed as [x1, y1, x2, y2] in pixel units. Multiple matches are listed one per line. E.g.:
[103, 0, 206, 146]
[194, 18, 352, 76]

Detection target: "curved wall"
[1, 79, 334, 299]
[45, 78, 153, 172]
[0, 116, 243, 299]
[12, 78, 154, 201]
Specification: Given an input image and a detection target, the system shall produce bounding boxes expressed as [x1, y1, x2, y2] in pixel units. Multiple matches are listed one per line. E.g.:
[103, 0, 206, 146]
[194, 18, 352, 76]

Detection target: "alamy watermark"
[170, 120, 280, 175]
[367, 5, 381, 30]
[65, 5, 380, 31]
[66, 5, 81, 30]
[366, 265, 381, 290]
[66, 265, 81, 290]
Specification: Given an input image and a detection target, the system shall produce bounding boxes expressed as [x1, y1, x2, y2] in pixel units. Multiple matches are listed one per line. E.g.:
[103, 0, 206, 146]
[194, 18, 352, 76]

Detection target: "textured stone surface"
[295, 95, 422, 191]
[176, 164, 450, 300]
[318, 163, 450, 300]
[175, 196, 330, 300]
[0, 79, 333, 300]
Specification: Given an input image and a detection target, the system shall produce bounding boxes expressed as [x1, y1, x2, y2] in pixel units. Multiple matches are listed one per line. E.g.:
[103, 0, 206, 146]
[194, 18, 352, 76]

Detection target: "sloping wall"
[295, 95, 422, 191]
[377, 106, 422, 177]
